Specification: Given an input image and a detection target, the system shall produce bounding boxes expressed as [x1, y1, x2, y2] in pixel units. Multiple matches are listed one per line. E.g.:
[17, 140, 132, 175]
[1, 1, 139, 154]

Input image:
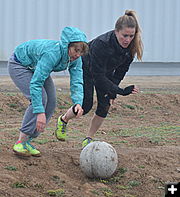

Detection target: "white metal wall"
[0, 0, 180, 62]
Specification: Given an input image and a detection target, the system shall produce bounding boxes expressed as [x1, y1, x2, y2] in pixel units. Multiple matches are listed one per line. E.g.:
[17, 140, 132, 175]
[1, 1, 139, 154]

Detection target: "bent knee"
[95, 104, 110, 118]
[82, 103, 93, 115]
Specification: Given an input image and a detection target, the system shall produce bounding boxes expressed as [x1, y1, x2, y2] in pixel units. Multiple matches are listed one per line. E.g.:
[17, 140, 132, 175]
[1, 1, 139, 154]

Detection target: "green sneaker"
[26, 140, 41, 157]
[55, 115, 67, 141]
[82, 137, 93, 149]
[13, 142, 31, 157]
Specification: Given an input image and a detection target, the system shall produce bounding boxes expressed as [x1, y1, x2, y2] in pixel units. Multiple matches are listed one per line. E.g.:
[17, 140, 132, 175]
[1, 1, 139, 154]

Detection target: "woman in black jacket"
[56, 10, 143, 148]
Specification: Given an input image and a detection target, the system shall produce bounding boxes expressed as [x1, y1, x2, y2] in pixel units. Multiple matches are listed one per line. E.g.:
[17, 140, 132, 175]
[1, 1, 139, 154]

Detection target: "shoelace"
[58, 120, 67, 134]
[26, 137, 35, 150]
[21, 141, 28, 150]
[61, 122, 67, 133]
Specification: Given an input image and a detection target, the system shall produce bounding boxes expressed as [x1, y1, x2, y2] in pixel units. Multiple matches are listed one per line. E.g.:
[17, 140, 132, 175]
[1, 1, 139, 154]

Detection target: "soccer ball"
[80, 141, 118, 178]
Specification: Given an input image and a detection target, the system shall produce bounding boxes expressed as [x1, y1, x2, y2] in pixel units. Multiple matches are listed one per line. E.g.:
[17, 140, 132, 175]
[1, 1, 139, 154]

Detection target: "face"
[68, 45, 84, 62]
[115, 27, 135, 48]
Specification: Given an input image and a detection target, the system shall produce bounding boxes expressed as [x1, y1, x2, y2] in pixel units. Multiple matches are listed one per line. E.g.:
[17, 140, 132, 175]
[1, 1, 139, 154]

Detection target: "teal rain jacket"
[14, 27, 87, 113]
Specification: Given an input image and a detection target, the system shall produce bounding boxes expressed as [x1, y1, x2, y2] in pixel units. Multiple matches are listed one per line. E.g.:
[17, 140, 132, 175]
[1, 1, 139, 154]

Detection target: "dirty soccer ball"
[80, 141, 118, 178]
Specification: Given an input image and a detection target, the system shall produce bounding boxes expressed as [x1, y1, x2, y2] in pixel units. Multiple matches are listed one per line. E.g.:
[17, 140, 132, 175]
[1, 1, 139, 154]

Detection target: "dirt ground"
[0, 75, 180, 197]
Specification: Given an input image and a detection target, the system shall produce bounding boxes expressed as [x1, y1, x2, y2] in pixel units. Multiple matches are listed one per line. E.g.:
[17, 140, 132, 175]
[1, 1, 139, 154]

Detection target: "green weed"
[33, 183, 44, 189]
[11, 182, 27, 188]
[138, 165, 145, 169]
[128, 180, 141, 187]
[4, 166, 17, 171]
[8, 103, 17, 108]
[51, 175, 65, 186]
[116, 185, 130, 190]
[101, 188, 113, 197]
[47, 188, 65, 196]
[122, 104, 135, 110]
[139, 115, 144, 118]
[91, 189, 100, 195]
[101, 168, 128, 185]
[112, 140, 128, 144]
[5, 93, 17, 96]
[125, 194, 137, 197]
[91, 188, 113, 197]
[118, 167, 128, 174]
[34, 139, 50, 144]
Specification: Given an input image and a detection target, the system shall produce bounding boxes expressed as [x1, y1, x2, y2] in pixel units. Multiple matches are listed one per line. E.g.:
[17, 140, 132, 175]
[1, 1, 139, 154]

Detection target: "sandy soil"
[0, 76, 180, 197]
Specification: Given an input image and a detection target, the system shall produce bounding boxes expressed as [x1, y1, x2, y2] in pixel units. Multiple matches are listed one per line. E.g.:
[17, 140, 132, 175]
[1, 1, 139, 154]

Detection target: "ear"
[114, 29, 120, 37]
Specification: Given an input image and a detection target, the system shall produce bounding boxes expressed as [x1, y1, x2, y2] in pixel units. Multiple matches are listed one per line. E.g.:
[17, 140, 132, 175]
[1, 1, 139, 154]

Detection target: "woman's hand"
[36, 113, 46, 132]
[132, 85, 139, 94]
[122, 85, 139, 96]
[110, 99, 115, 105]
[74, 104, 84, 118]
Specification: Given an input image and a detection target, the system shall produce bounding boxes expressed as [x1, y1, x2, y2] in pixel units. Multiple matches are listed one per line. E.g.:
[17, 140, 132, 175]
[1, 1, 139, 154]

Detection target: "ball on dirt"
[80, 141, 118, 178]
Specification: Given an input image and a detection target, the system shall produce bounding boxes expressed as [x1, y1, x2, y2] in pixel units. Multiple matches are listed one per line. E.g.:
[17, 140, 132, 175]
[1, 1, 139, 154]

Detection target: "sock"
[16, 140, 22, 144]
[61, 116, 67, 124]
[72, 104, 78, 115]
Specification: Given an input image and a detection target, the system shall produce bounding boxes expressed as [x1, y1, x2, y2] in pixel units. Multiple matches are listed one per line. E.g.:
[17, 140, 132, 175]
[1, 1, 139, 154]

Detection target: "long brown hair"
[115, 10, 143, 60]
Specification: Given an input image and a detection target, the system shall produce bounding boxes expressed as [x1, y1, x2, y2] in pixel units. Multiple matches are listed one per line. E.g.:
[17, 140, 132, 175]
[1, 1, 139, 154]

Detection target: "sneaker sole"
[31, 153, 41, 157]
[13, 149, 31, 157]
[55, 129, 66, 141]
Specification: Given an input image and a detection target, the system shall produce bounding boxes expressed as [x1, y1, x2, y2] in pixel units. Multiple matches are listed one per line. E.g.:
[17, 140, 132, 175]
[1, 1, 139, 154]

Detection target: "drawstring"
[67, 56, 71, 69]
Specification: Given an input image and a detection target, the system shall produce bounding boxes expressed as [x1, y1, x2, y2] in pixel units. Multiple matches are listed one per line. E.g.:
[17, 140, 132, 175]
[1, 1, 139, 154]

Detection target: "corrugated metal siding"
[0, 0, 179, 62]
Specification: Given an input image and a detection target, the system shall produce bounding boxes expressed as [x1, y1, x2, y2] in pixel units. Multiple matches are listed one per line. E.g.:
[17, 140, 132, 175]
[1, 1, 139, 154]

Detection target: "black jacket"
[82, 30, 133, 97]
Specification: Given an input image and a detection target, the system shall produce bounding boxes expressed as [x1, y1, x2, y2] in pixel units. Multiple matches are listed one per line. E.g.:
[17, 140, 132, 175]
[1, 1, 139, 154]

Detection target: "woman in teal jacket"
[8, 26, 88, 157]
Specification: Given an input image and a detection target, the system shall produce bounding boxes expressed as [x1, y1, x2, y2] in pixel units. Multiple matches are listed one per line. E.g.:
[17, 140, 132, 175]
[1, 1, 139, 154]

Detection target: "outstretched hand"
[74, 104, 84, 118]
[131, 86, 139, 94]
[110, 99, 115, 105]
[123, 85, 139, 96]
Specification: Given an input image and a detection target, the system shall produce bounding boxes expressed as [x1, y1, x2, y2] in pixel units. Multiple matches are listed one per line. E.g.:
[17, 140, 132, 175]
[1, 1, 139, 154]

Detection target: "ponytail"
[115, 10, 143, 60]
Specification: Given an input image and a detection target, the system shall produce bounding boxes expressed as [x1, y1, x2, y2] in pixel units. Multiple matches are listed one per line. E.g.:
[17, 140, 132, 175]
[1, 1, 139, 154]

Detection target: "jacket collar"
[111, 31, 130, 55]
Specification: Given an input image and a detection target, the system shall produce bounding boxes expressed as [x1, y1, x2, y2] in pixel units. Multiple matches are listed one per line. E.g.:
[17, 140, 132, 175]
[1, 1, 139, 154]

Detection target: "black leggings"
[82, 68, 110, 118]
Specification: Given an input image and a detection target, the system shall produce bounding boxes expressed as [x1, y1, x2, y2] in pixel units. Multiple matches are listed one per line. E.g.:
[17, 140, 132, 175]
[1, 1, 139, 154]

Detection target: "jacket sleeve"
[68, 57, 84, 106]
[90, 39, 125, 95]
[30, 53, 56, 113]
[112, 58, 133, 86]
[107, 60, 132, 99]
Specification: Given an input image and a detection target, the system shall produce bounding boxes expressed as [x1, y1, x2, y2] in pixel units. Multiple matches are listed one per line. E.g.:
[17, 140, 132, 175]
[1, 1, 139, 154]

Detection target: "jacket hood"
[61, 26, 87, 46]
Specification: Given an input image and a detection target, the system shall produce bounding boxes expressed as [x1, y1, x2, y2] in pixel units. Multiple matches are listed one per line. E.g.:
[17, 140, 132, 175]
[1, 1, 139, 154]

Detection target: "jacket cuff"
[33, 106, 45, 114]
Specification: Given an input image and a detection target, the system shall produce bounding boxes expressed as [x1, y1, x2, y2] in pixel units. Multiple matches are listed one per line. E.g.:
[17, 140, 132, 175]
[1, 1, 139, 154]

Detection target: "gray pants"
[8, 56, 56, 138]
